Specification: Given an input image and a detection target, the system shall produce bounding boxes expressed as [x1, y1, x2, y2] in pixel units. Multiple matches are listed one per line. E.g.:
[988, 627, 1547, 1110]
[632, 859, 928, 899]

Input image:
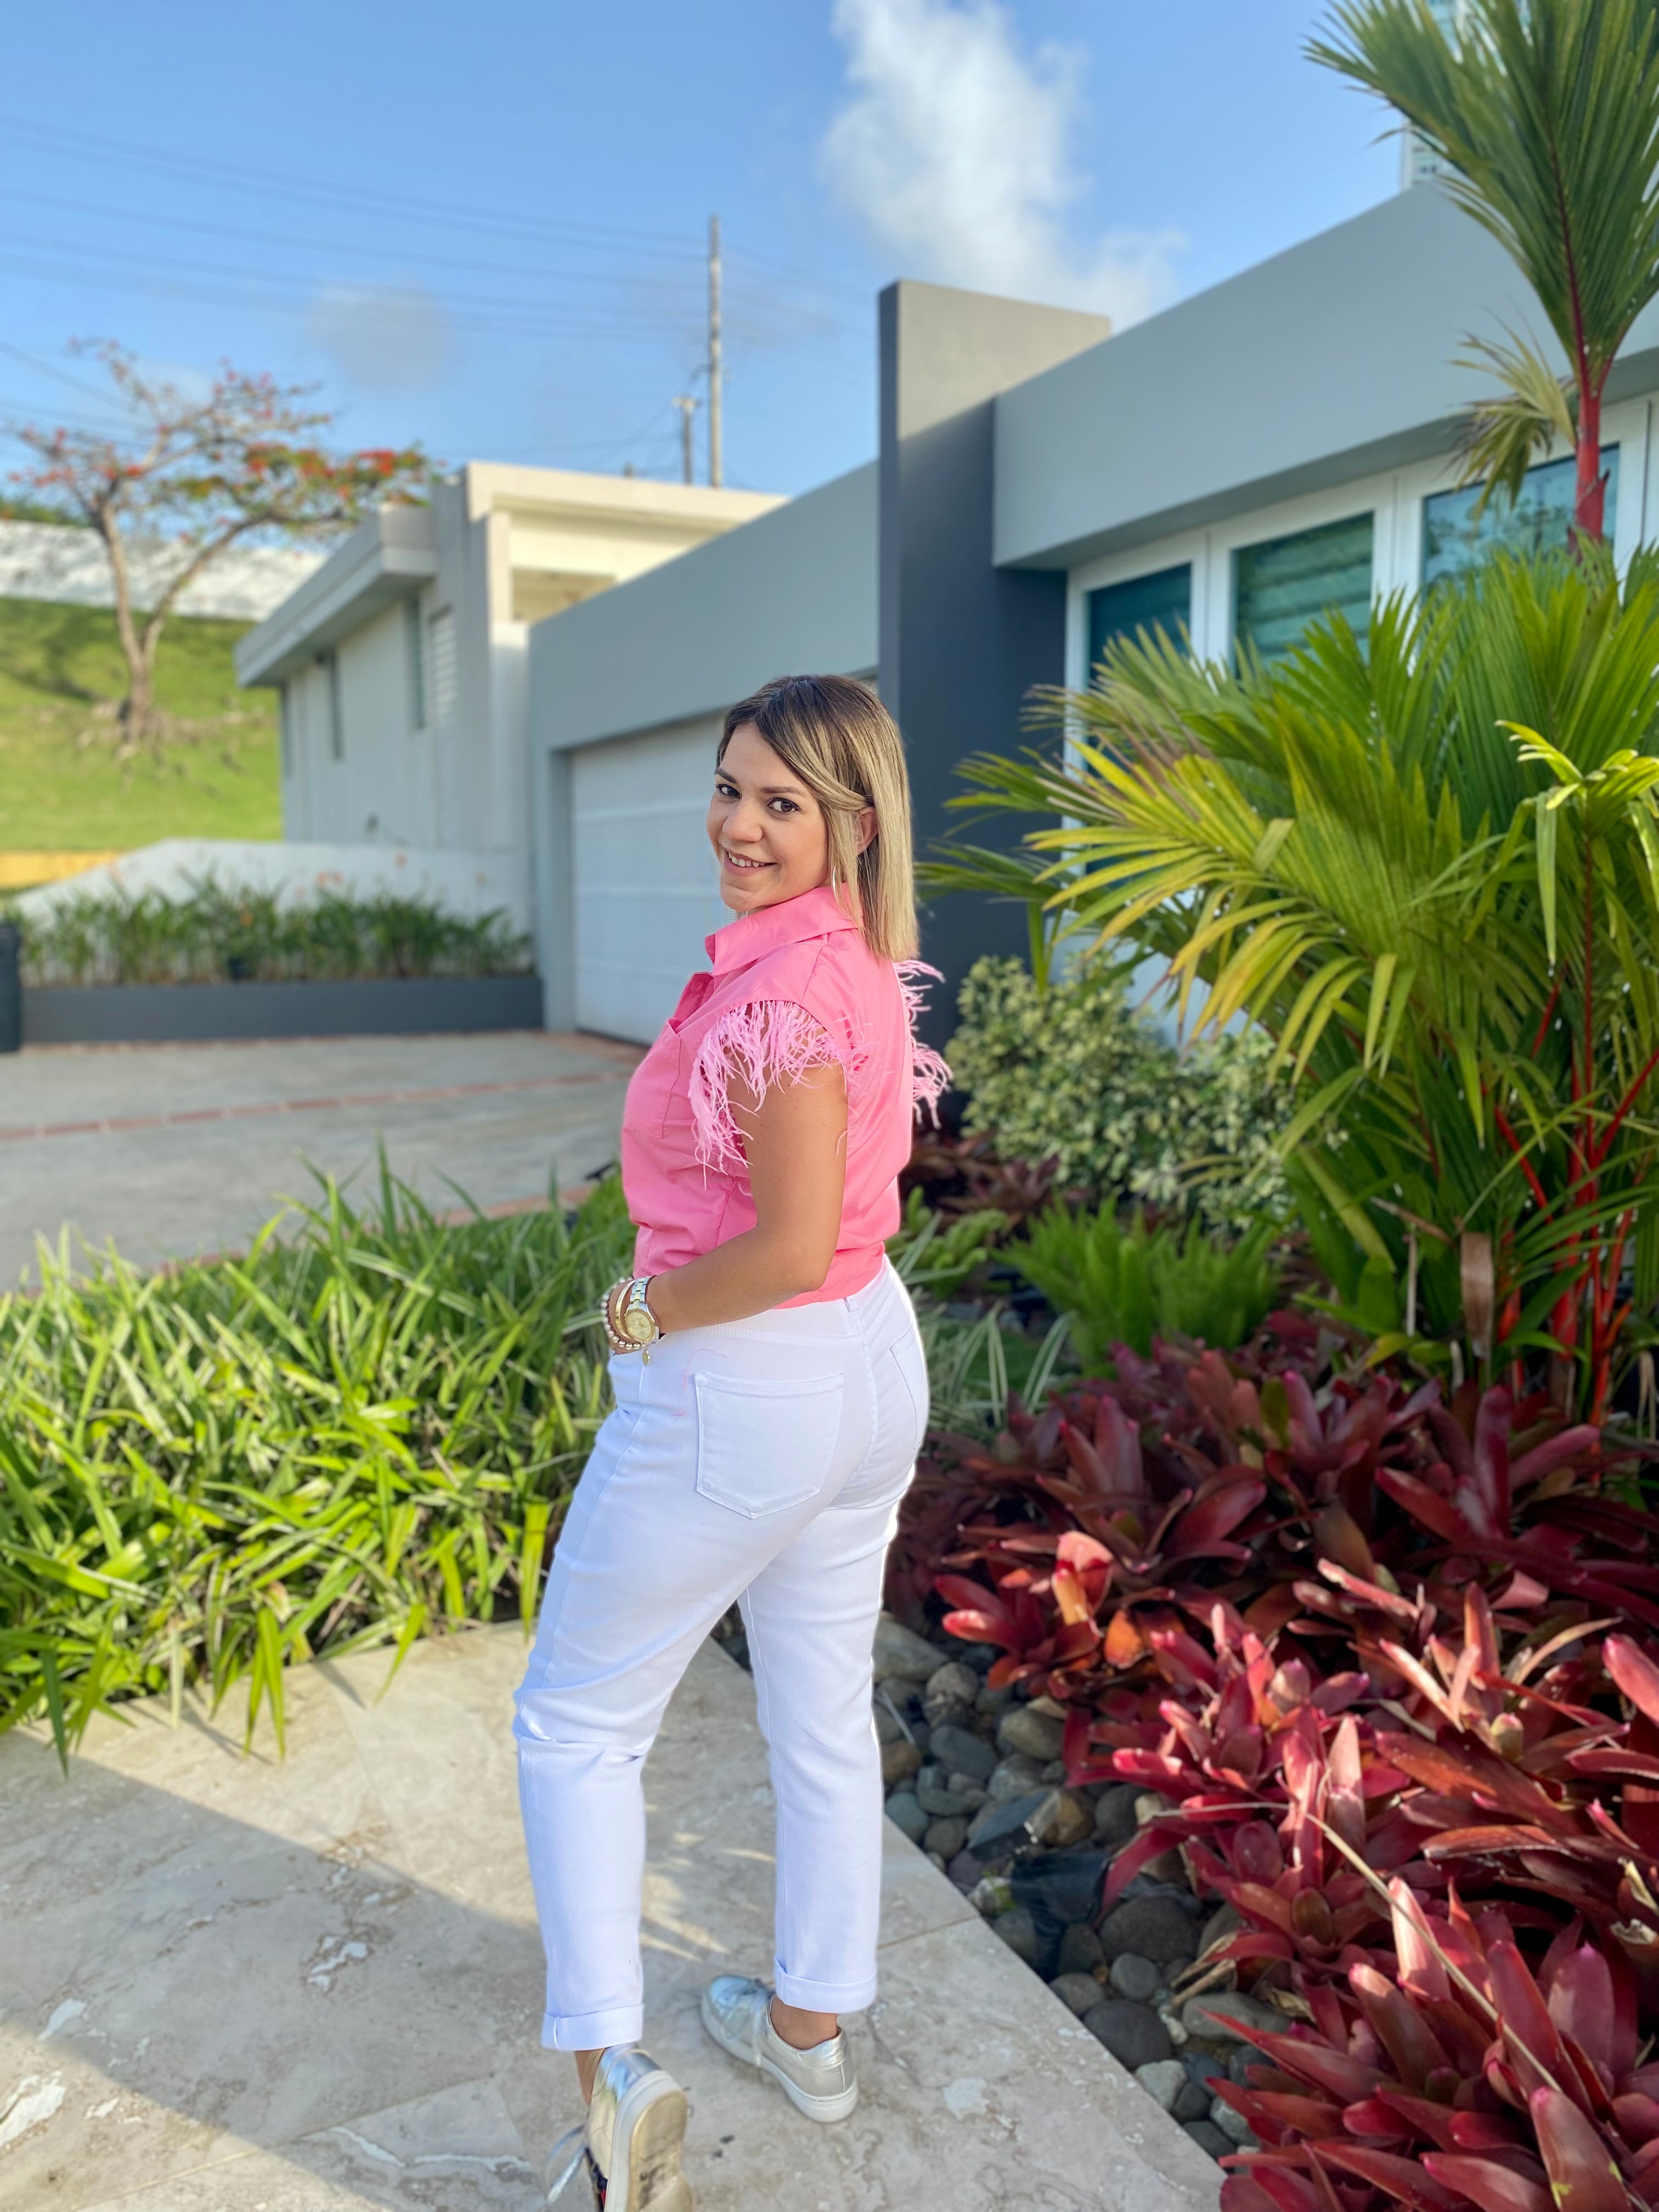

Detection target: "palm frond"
[1312, 0, 1659, 499]
[1453, 328, 1578, 512]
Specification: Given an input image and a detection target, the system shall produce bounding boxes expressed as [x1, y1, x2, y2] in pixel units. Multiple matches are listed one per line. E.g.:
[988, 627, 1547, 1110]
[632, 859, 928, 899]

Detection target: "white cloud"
[307, 284, 452, 392]
[822, 0, 1183, 326]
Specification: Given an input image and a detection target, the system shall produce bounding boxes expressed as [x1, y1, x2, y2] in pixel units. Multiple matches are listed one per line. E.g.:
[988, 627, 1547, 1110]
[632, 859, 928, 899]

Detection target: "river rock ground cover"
[712, 1600, 1256, 2166]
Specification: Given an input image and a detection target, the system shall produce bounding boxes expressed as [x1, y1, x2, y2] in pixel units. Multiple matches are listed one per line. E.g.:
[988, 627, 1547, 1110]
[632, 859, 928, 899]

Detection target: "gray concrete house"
[529, 181, 1659, 1043]
[236, 180, 1659, 1046]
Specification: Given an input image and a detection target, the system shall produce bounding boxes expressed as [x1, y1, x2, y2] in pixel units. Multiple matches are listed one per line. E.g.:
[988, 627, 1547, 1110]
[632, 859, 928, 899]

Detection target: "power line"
[0, 215, 860, 364]
[0, 116, 878, 313]
[0, 184, 701, 297]
[0, 115, 709, 262]
[0, 337, 142, 410]
[0, 244, 703, 344]
[0, 115, 885, 479]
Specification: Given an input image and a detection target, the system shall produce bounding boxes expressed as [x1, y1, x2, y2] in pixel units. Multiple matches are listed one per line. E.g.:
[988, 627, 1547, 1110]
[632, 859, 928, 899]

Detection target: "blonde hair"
[718, 674, 918, 962]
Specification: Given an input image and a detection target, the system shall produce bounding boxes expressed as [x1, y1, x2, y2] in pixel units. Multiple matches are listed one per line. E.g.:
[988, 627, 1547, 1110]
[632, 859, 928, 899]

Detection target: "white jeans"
[514, 1260, 929, 2051]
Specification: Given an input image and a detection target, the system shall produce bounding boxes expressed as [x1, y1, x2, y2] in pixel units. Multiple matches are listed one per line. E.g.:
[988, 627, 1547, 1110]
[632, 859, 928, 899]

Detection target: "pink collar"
[705, 884, 861, 974]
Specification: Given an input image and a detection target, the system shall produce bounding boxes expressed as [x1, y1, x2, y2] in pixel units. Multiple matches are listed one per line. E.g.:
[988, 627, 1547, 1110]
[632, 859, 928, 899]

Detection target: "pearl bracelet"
[602, 1274, 661, 1356]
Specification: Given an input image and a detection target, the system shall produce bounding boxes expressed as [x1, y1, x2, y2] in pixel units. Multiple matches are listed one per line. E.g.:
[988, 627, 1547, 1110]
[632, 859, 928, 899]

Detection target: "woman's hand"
[638, 1061, 848, 1335]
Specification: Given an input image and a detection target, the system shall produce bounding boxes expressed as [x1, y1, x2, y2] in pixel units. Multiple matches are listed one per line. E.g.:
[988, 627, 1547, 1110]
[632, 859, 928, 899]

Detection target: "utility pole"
[707, 213, 723, 488]
[672, 395, 698, 486]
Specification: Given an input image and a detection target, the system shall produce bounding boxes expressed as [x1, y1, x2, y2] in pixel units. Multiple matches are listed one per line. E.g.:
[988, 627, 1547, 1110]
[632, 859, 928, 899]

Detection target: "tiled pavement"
[0, 1030, 641, 1284]
[0, 1629, 1220, 2212]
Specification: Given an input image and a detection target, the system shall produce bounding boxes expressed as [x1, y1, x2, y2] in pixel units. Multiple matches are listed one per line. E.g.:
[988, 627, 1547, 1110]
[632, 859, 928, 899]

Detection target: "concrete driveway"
[0, 1030, 641, 1285]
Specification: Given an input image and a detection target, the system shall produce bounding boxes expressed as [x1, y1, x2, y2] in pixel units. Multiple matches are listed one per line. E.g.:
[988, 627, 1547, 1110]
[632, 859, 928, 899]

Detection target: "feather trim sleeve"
[689, 968, 952, 1173]
[898, 961, 951, 1122]
[687, 998, 849, 1171]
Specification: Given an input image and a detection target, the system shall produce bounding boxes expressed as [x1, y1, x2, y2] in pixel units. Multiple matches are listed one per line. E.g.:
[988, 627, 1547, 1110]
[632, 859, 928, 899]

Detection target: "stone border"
[861, 1613, 1262, 2174]
[20, 975, 544, 1045]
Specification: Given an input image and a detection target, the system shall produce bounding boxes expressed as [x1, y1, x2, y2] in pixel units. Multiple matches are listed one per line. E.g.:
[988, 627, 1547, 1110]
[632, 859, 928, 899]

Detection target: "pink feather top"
[619, 883, 949, 1305]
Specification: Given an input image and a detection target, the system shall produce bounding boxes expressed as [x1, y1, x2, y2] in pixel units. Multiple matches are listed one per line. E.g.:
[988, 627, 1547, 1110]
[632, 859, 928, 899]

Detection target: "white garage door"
[571, 720, 730, 1043]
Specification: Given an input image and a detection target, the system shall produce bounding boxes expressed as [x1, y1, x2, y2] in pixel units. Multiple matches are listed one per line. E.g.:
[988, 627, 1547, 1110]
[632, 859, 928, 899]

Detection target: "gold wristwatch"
[603, 1276, 662, 1357]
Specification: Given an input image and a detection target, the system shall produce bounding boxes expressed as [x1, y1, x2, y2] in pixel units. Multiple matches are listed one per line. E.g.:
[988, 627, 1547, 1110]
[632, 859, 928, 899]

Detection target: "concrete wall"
[12, 838, 531, 935]
[995, 182, 1659, 573]
[528, 463, 878, 753]
[283, 599, 422, 846]
[0, 522, 324, 622]
[878, 282, 1113, 1036]
[235, 507, 438, 686]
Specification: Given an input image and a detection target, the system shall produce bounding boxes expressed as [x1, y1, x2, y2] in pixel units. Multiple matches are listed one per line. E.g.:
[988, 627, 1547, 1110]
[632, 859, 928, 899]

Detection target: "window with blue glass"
[1233, 512, 1374, 663]
[1086, 562, 1192, 676]
[1422, 448, 1621, 588]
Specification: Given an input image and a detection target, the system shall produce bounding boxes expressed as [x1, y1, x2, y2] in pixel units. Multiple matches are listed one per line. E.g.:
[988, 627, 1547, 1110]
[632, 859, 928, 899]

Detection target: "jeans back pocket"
[693, 1369, 844, 1519]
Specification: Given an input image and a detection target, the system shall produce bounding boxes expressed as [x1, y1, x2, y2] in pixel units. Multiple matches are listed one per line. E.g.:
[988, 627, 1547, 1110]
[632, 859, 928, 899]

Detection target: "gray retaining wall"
[21, 975, 544, 1045]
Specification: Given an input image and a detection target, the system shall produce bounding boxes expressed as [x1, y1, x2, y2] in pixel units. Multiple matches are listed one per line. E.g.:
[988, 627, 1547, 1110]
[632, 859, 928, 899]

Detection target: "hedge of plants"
[888, 1311, 1659, 2210]
[10, 879, 532, 985]
[0, 1170, 634, 1763]
[0, 1168, 1062, 1770]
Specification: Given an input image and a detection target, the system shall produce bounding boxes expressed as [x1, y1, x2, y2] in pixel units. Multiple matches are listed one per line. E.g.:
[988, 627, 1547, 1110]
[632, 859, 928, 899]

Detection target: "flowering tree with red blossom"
[9, 342, 430, 754]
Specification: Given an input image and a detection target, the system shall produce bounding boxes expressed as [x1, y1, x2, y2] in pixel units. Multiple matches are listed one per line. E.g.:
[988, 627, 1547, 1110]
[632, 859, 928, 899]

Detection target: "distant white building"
[232, 465, 780, 916]
[1401, 0, 1470, 190]
[0, 521, 323, 622]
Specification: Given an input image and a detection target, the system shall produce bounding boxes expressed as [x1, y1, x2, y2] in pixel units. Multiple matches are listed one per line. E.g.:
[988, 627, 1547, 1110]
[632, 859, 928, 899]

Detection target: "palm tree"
[929, 551, 1659, 1418]
[1309, 0, 1659, 539]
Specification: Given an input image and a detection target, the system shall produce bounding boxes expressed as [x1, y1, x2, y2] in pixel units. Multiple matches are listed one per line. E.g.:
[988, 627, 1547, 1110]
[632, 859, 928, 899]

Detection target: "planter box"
[22, 974, 545, 1045]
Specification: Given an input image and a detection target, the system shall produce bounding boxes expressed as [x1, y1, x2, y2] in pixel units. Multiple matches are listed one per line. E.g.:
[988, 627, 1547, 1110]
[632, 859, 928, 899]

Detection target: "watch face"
[621, 1305, 654, 1343]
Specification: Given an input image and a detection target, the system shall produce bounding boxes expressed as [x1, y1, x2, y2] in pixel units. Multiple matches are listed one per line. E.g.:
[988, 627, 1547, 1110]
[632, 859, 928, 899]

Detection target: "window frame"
[1420, 444, 1624, 591]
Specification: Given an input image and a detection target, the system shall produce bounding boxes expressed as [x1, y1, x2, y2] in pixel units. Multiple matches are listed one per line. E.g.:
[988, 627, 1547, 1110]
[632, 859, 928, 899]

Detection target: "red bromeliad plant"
[1214, 1877, 1659, 2212]
[894, 1329, 1659, 2211]
[898, 1329, 1658, 1705]
[1071, 1590, 1659, 2209]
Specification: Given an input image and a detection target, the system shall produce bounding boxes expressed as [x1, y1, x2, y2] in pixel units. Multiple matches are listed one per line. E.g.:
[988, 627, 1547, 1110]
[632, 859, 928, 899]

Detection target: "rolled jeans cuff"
[543, 2004, 645, 2051]
[774, 1963, 878, 2015]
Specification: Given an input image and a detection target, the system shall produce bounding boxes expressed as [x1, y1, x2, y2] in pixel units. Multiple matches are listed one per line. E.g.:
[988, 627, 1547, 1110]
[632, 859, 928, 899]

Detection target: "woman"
[516, 674, 946, 2211]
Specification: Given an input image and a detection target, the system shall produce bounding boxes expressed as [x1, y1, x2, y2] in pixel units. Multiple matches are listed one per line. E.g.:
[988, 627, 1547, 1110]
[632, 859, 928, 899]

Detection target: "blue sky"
[0, 1, 1400, 499]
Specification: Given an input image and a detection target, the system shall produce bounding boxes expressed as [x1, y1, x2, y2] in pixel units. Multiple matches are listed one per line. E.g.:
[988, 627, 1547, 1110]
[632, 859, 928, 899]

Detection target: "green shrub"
[0, 1169, 633, 1761]
[944, 954, 1288, 1235]
[11, 878, 532, 985]
[1007, 1201, 1282, 1368]
[885, 1188, 1008, 1299]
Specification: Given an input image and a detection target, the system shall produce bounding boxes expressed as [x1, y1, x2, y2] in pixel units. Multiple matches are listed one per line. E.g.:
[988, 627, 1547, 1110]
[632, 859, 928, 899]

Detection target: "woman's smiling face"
[707, 723, 833, 915]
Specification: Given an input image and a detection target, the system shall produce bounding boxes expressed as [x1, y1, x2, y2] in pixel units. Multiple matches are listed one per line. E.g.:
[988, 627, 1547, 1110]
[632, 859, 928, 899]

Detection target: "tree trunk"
[1575, 381, 1606, 541]
[97, 517, 159, 755]
[133, 616, 169, 756]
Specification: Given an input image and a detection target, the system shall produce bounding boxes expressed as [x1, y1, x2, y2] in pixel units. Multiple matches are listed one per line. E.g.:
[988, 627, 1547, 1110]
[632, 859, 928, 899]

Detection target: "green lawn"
[0, 597, 281, 850]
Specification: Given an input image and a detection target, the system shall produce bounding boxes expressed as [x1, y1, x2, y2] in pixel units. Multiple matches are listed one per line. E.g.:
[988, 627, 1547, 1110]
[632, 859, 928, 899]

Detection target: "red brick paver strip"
[0, 1070, 624, 1146]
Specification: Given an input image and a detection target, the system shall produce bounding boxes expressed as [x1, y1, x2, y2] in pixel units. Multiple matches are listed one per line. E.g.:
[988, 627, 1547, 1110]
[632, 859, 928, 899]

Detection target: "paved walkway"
[0, 1628, 1219, 2212]
[0, 1031, 640, 1285]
